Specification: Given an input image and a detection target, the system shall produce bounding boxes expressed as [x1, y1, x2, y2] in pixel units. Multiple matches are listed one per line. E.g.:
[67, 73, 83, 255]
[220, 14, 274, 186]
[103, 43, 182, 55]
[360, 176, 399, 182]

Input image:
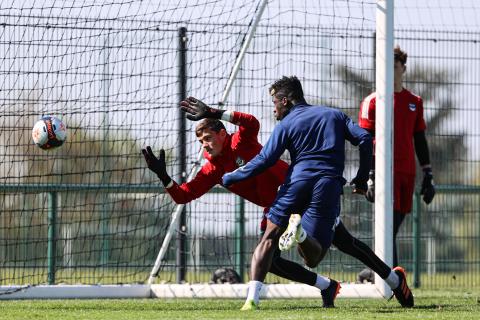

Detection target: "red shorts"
[394, 172, 415, 214]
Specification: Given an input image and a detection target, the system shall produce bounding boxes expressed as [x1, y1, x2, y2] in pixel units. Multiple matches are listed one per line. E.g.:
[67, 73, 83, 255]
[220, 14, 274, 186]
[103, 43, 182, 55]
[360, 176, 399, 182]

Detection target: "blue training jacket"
[222, 103, 372, 186]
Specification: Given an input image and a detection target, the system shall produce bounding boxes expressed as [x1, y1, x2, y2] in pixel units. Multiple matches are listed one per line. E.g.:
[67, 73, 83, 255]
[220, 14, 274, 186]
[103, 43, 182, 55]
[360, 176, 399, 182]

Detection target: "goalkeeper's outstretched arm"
[142, 146, 171, 186]
[180, 96, 260, 137]
[142, 145, 219, 204]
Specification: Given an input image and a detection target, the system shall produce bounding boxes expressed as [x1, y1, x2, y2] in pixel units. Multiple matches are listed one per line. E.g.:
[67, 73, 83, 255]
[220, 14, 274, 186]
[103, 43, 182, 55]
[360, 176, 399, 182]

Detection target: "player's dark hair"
[195, 118, 226, 136]
[394, 46, 408, 65]
[269, 76, 305, 103]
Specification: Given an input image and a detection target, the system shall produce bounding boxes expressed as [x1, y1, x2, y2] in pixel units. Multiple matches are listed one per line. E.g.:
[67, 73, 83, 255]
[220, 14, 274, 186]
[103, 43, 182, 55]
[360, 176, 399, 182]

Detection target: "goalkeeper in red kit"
[142, 96, 413, 309]
[358, 46, 435, 269]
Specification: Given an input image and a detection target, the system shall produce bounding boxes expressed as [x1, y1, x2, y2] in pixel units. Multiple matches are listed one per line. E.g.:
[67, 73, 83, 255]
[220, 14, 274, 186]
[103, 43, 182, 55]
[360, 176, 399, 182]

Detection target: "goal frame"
[1, 0, 394, 301]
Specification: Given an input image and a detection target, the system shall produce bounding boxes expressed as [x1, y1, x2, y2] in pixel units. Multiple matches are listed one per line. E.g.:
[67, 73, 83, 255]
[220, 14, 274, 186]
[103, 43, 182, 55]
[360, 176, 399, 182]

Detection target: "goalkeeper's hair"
[394, 45, 408, 65]
[269, 75, 305, 103]
[195, 118, 226, 136]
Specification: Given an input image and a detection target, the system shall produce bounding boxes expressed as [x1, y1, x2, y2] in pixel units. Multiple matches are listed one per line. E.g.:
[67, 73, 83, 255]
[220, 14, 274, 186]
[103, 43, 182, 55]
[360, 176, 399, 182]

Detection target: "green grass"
[1, 289, 479, 320]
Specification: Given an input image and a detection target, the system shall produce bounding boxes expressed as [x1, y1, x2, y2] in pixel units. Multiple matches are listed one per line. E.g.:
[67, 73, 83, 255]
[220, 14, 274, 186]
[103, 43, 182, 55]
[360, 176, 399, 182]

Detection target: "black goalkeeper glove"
[141, 146, 171, 186]
[350, 175, 368, 195]
[179, 96, 225, 121]
[365, 170, 375, 203]
[420, 167, 435, 204]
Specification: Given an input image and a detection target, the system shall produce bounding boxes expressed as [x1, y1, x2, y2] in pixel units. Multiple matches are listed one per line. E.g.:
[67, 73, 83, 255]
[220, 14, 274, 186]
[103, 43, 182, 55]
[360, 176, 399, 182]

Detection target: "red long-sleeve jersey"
[165, 111, 289, 208]
[358, 89, 426, 175]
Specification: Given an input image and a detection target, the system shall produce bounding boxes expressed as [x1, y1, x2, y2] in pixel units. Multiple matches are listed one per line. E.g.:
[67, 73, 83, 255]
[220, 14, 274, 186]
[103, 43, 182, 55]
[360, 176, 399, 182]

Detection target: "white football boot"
[278, 214, 305, 251]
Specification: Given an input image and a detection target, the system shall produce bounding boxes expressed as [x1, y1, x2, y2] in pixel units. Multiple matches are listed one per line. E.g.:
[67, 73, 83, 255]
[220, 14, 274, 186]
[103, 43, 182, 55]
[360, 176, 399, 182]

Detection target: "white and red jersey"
[358, 89, 426, 175]
[165, 111, 289, 208]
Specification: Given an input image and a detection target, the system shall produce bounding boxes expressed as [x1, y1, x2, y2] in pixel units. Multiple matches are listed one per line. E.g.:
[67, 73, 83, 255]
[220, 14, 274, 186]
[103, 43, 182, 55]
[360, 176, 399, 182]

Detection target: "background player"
[359, 46, 436, 267]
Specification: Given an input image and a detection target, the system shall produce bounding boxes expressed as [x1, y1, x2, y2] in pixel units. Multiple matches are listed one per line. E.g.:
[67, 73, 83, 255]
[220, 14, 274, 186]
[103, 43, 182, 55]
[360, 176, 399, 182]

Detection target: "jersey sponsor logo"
[408, 103, 416, 111]
[236, 156, 245, 167]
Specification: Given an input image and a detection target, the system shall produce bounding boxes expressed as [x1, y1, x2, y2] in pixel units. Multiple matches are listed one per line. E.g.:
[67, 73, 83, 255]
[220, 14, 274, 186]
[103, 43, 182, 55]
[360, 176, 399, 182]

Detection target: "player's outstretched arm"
[223, 124, 287, 187]
[179, 96, 225, 121]
[142, 146, 171, 186]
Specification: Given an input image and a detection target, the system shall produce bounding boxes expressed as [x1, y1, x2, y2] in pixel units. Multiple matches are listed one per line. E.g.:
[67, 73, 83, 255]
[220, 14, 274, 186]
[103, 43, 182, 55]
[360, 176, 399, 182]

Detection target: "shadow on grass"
[413, 304, 450, 310]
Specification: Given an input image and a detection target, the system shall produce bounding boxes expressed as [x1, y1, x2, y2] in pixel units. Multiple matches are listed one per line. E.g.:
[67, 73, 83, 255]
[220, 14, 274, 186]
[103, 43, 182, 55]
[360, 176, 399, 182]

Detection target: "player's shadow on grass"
[374, 304, 451, 313]
[262, 302, 325, 311]
[413, 304, 452, 310]
[263, 305, 320, 311]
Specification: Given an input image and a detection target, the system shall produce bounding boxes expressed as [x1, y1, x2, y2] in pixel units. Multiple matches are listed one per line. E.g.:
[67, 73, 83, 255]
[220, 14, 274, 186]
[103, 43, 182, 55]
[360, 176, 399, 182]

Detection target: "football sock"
[314, 275, 331, 290]
[270, 255, 317, 286]
[385, 270, 400, 289]
[246, 280, 263, 305]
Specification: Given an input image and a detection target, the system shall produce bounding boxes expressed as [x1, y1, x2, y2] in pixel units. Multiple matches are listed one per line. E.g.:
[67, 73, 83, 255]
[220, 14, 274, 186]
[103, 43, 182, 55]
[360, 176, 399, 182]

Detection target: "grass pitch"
[1, 289, 479, 320]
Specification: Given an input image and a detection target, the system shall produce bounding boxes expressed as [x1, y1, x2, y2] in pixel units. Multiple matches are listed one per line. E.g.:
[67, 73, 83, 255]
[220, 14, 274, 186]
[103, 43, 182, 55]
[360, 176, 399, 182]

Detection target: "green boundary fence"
[1, 183, 479, 287]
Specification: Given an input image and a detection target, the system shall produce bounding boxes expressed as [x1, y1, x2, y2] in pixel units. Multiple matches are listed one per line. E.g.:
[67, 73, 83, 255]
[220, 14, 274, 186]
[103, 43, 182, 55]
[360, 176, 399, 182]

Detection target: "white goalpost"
[374, 0, 394, 298]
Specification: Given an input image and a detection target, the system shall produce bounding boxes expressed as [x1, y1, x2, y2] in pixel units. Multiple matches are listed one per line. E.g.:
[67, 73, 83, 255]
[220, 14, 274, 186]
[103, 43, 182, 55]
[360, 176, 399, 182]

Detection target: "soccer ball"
[32, 116, 67, 150]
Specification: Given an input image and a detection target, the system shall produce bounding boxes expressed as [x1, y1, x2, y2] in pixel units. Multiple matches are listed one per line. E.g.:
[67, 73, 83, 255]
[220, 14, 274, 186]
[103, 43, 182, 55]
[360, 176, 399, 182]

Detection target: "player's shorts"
[267, 176, 343, 249]
[394, 172, 416, 214]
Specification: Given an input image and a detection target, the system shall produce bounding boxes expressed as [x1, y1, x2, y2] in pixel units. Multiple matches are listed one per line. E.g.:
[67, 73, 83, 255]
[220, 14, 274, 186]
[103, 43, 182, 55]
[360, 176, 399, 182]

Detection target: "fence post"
[412, 191, 421, 288]
[47, 192, 57, 285]
[235, 196, 245, 282]
[176, 26, 188, 283]
[100, 28, 112, 267]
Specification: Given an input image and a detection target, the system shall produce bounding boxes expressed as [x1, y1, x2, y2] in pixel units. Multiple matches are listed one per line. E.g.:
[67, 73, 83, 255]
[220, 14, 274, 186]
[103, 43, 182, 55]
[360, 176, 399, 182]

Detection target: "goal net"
[1, 0, 385, 298]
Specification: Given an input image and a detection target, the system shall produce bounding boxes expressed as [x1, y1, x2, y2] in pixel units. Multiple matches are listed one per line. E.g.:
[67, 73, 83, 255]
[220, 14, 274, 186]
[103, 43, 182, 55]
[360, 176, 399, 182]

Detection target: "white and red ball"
[32, 116, 67, 150]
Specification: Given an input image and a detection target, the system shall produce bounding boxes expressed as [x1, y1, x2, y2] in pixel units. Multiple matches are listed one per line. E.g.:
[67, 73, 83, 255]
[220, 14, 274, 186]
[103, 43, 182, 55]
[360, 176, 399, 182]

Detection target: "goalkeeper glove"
[350, 175, 368, 195]
[180, 96, 224, 121]
[420, 167, 435, 204]
[142, 146, 172, 186]
[365, 170, 375, 203]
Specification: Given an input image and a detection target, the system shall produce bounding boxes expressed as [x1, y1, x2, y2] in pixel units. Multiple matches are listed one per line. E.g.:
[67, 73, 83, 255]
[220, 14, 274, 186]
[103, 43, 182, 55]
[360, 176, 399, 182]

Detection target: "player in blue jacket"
[223, 76, 380, 310]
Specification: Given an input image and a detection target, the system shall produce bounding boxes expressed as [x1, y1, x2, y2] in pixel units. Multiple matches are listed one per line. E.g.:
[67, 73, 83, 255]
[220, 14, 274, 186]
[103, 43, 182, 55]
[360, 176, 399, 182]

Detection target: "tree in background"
[0, 96, 173, 281]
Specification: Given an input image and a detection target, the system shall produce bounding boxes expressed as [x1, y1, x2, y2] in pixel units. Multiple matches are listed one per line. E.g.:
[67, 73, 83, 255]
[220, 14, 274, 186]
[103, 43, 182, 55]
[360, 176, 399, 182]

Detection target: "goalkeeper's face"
[197, 128, 227, 157]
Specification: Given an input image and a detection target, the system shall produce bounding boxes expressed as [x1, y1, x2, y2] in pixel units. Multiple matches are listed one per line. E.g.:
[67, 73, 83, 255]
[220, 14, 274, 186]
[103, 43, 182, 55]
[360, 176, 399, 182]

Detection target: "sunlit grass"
[1, 289, 479, 320]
